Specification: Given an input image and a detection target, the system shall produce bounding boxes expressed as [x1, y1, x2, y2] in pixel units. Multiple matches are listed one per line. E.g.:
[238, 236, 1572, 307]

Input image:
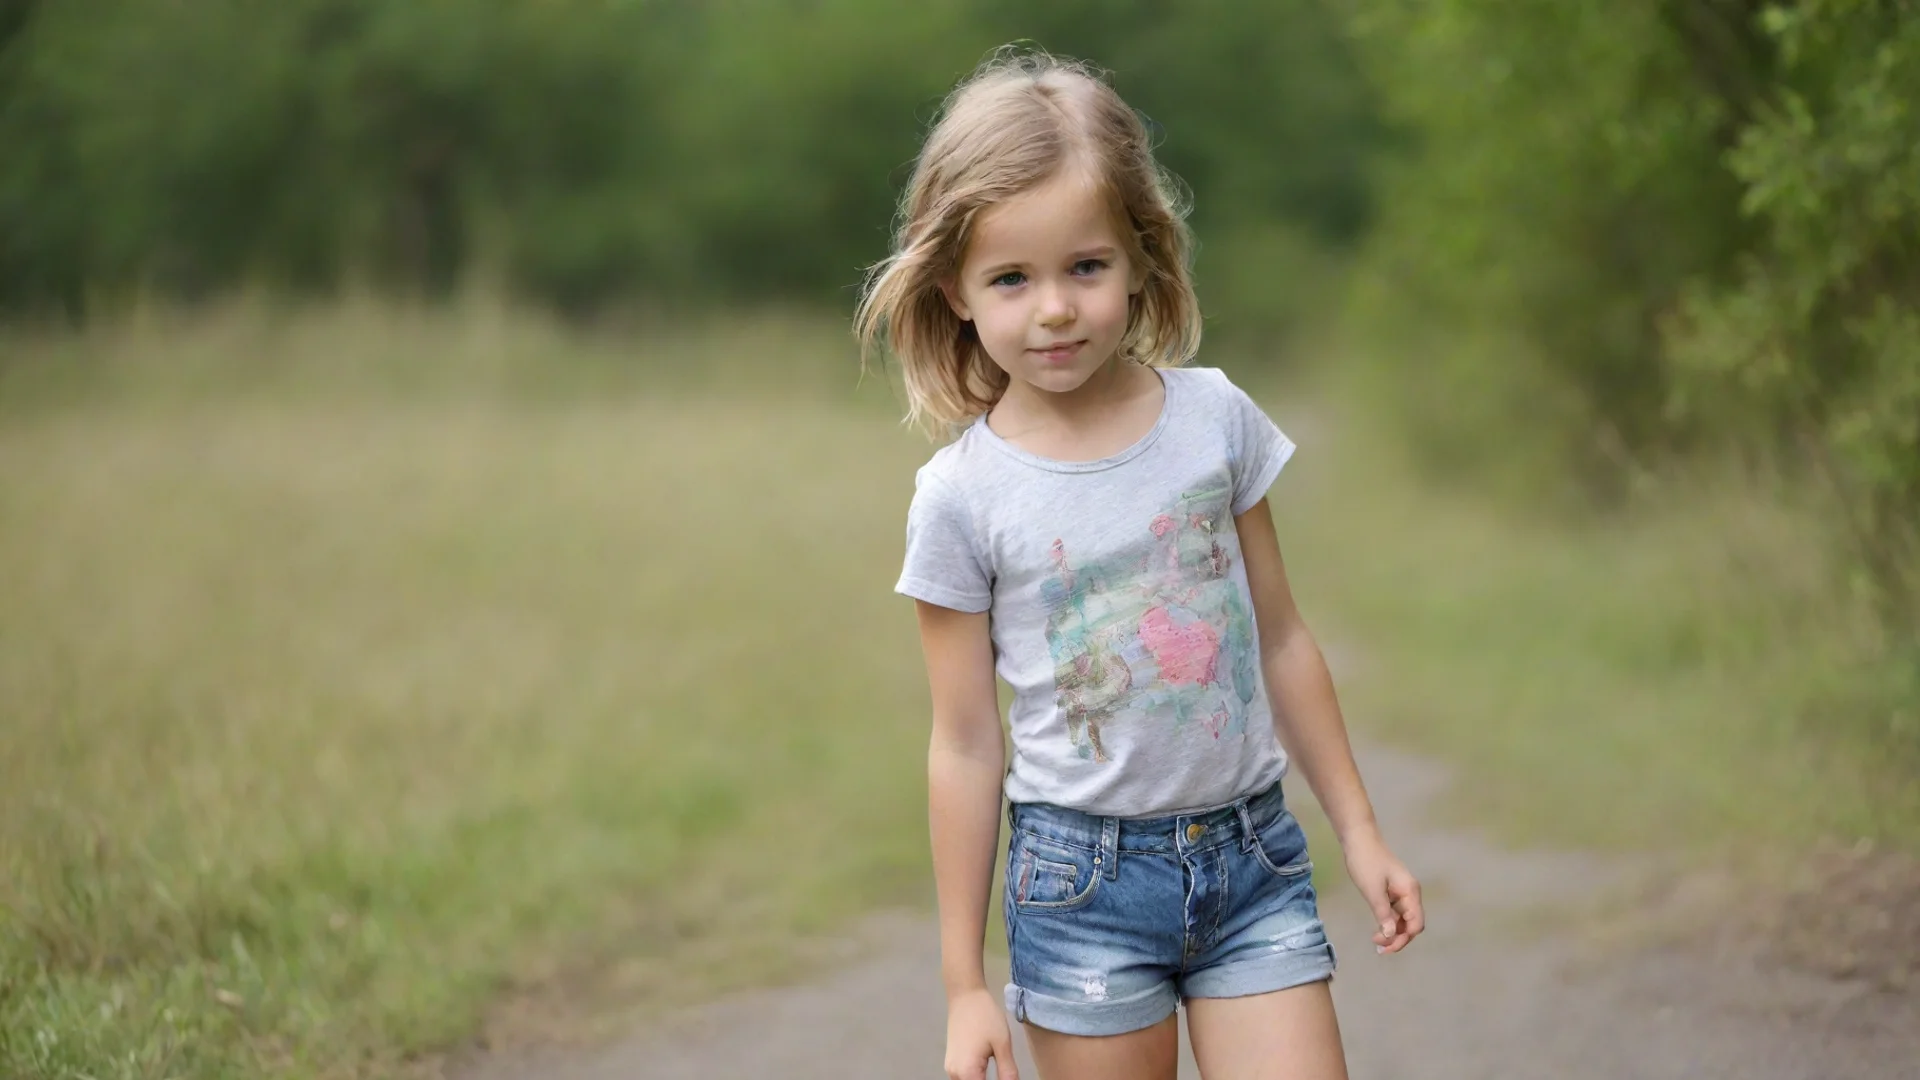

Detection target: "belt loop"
[1101, 816, 1119, 880]
[1234, 799, 1258, 852]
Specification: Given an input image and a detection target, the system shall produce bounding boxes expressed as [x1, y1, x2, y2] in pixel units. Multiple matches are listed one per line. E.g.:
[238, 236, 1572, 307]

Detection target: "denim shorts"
[1002, 779, 1336, 1037]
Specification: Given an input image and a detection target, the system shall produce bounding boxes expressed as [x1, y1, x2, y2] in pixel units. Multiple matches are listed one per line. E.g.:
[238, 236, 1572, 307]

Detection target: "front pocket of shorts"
[1010, 832, 1100, 913]
[1248, 810, 1315, 878]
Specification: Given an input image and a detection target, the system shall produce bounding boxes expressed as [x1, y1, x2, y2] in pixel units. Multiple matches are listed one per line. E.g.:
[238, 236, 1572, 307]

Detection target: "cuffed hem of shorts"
[1005, 979, 1178, 1037]
[1179, 941, 1337, 1000]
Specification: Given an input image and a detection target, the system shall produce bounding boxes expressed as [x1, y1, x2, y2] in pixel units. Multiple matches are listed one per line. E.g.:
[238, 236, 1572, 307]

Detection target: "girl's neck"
[986, 357, 1165, 462]
[1000, 354, 1140, 420]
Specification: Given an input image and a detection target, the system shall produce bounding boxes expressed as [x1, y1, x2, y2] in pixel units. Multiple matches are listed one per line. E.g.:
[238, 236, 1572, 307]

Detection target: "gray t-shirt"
[895, 365, 1296, 817]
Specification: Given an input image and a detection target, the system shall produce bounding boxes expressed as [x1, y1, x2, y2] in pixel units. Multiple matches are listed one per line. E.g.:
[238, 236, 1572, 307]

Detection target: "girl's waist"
[1006, 776, 1289, 856]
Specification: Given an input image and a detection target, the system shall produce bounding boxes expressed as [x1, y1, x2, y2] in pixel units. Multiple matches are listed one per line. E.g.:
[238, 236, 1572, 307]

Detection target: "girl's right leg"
[1003, 799, 1187, 1079]
[1025, 1014, 1179, 1080]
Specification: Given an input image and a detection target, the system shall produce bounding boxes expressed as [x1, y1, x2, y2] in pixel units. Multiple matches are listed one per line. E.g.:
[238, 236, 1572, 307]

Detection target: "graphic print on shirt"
[1040, 483, 1259, 762]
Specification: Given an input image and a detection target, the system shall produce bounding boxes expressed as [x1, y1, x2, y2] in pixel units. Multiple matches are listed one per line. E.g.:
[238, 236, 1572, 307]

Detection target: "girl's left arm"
[1236, 496, 1425, 955]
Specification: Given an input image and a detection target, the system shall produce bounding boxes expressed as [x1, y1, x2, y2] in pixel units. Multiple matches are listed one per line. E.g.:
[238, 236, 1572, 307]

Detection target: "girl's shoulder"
[1162, 361, 1246, 401]
[902, 418, 992, 510]
[1166, 363, 1294, 499]
[1161, 363, 1273, 442]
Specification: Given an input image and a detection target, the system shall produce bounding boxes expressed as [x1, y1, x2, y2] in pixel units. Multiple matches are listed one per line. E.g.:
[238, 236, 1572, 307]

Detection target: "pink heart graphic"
[1137, 606, 1220, 686]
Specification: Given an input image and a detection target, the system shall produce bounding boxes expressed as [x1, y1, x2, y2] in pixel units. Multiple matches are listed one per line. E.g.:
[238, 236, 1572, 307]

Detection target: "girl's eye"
[991, 271, 1026, 288]
[1072, 259, 1108, 276]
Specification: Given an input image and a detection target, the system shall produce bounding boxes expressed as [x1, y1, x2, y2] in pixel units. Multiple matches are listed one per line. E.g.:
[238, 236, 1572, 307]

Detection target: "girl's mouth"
[1032, 340, 1086, 363]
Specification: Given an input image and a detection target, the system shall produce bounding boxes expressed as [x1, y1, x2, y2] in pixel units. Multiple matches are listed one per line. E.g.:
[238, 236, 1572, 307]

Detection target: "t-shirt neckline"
[971, 366, 1177, 474]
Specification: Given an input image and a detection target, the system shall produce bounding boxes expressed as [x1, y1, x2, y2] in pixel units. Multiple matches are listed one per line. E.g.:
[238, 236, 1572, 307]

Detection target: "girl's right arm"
[914, 600, 1020, 1080]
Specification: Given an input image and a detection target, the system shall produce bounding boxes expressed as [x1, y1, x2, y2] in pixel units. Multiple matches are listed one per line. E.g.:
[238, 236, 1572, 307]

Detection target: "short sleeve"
[1220, 374, 1297, 516]
[894, 469, 993, 613]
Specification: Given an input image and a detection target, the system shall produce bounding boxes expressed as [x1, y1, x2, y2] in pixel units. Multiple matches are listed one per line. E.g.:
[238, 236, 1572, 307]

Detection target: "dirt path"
[454, 743, 1917, 1079]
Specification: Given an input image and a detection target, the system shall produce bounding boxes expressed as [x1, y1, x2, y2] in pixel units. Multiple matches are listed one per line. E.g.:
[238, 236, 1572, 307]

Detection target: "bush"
[1347, 0, 1920, 642]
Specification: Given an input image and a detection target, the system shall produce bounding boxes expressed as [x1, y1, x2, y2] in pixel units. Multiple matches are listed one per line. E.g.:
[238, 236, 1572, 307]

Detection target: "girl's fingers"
[1391, 878, 1426, 938]
[1399, 898, 1425, 937]
[992, 1036, 1020, 1080]
[1364, 882, 1398, 947]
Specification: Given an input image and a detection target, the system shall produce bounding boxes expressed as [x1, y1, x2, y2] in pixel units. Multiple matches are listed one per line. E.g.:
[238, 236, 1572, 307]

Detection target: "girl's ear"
[938, 277, 972, 321]
[1128, 259, 1149, 295]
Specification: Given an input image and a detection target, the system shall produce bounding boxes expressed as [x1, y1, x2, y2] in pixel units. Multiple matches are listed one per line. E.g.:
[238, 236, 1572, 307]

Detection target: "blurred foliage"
[1668, 1, 1920, 632]
[0, 0, 1378, 326]
[1346, 1, 1759, 486]
[1347, 0, 1920, 650]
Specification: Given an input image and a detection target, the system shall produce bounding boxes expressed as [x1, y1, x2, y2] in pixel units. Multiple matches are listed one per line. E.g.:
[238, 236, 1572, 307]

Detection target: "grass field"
[2, 301, 1912, 1078]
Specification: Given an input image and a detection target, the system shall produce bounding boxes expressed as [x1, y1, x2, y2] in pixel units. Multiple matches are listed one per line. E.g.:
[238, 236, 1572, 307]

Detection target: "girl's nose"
[1037, 285, 1074, 325]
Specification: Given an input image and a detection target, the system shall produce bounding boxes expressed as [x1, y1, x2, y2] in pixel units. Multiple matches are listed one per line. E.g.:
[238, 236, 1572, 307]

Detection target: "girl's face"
[941, 170, 1145, 398]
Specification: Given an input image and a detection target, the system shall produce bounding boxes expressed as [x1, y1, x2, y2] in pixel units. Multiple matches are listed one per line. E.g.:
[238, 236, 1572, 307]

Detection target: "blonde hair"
[855, 48, 1202, 437]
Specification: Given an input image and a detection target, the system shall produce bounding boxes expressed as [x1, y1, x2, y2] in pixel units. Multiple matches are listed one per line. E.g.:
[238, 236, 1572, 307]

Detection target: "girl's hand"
[1342, 829, 1424, 955]
[945, 986, 1019, 1080]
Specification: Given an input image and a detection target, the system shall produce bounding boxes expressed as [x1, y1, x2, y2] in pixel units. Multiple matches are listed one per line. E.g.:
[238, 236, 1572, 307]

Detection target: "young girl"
[856, 50, 1423, 1080]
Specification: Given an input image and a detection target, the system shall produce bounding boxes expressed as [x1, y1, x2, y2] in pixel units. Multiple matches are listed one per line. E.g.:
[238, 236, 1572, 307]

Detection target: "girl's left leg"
[1185, 981, 1348, 1080]
[1024, 1013, 1179, 1080]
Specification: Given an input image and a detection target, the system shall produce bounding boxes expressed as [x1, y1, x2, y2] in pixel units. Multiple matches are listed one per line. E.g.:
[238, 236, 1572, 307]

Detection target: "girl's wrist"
[940, 953, 991, 999]
[943, 973, 991, 1001]
[1332, 816, 1384, 850]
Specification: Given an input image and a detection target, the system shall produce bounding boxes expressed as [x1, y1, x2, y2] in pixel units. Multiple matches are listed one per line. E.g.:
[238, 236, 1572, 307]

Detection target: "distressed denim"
[1003, 779, 1337, 1036]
